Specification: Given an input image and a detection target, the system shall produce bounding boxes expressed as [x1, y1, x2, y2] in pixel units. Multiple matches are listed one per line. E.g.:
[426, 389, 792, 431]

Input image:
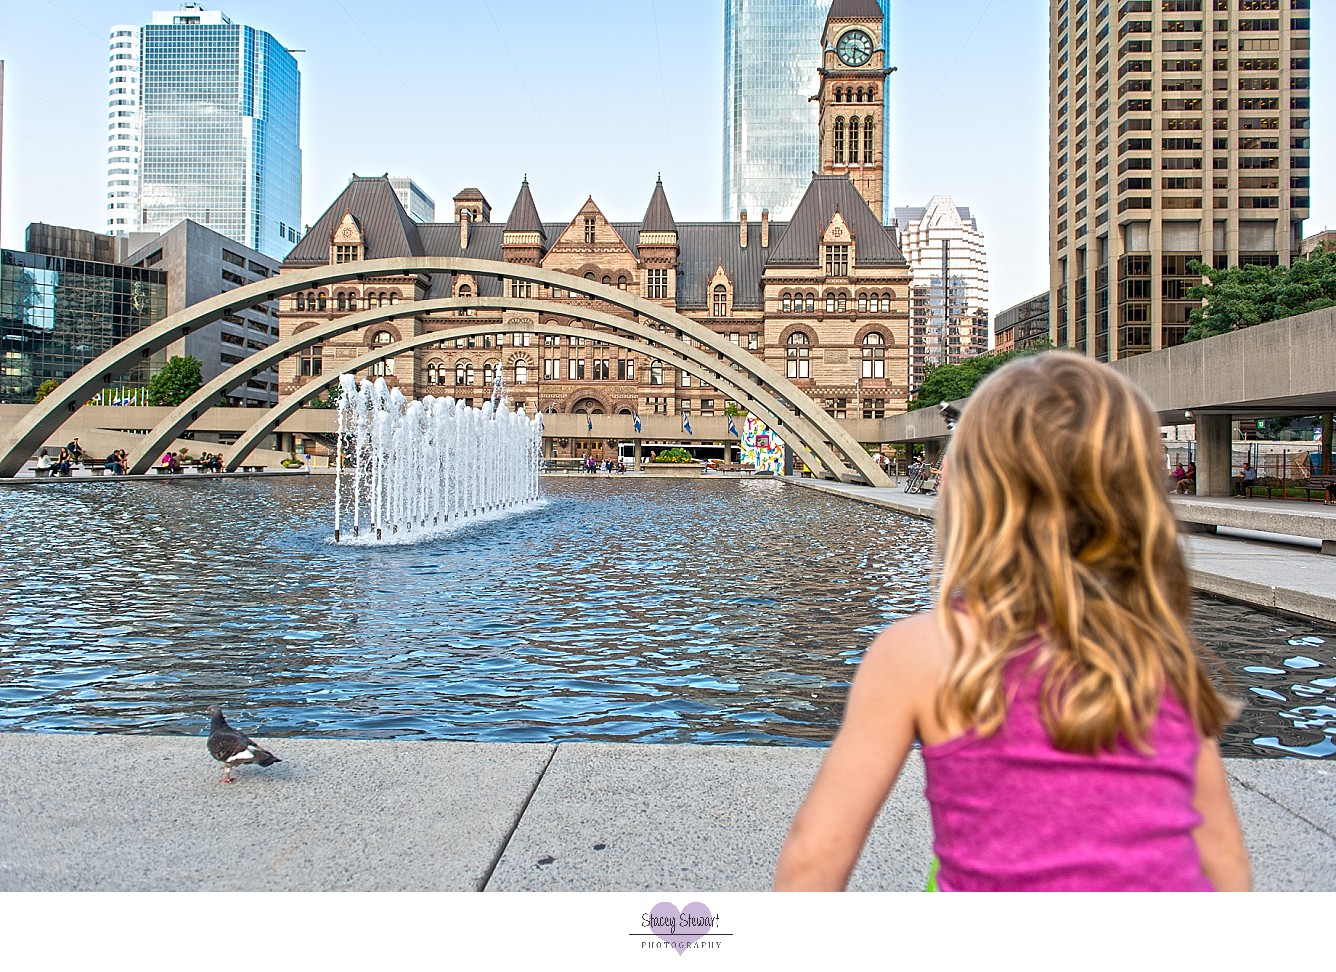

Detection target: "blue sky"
[0, 0, 1331, 314]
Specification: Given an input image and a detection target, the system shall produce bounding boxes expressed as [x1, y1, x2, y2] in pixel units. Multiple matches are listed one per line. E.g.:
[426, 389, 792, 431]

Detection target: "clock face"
[836, 29, 873, 67]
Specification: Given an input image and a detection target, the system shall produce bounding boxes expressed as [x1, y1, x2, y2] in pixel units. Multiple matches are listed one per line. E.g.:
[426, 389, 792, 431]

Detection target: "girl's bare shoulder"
[866, 611, 952, 684]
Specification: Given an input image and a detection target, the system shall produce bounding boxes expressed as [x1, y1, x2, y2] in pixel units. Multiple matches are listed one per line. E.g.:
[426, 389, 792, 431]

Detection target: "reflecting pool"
[0, 477, 1331, 757]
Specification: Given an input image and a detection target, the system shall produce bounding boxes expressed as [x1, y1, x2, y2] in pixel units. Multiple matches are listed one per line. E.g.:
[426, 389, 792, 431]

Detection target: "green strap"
[925, 856, 940, 892]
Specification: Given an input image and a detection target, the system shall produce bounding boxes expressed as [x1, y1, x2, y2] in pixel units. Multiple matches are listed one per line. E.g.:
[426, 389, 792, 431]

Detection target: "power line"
[899, 0, 995, 146]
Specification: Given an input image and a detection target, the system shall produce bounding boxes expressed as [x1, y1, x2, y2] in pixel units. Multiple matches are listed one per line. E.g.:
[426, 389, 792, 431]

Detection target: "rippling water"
[0, 477, 1331, 757]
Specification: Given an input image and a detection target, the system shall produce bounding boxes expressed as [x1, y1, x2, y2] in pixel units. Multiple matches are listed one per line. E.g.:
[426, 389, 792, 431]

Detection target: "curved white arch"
[222, 321, 816, 472]
[2, 258, 889, 486]
[126, 297, 855, 479]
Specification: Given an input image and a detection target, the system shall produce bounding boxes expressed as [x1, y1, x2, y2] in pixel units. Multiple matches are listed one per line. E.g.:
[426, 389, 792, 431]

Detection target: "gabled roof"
[827, 0, 885, 20]
[641, 177, 678, 234]
[767, 175, 905, 267]
[285, 176, 424, 266]
[503, 179, 546, 242]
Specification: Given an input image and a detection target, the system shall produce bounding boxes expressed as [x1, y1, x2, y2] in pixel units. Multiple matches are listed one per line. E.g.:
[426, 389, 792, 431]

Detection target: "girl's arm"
[1192, 736, 1251, 891]
[774, 613, 939, 891]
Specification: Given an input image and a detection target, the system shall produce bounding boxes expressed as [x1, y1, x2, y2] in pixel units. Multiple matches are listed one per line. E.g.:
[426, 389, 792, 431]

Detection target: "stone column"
[633, 440, 642, 469]
[1194, 413, 1232, 497]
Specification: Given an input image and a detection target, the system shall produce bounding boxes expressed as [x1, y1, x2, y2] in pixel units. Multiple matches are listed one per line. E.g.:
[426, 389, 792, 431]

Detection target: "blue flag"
[683, 414, 693, 436]
[727, 416, 739, 437]
[586, 412, 594, 432]
[632, 408, 642, 433]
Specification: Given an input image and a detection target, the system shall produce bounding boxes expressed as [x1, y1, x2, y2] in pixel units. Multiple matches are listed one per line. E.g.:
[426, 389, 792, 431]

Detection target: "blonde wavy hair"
[935, 352, 1233, 753]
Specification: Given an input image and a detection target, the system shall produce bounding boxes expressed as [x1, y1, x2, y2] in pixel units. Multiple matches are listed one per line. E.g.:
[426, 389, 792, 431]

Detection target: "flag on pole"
[586, 412, 593, 432]
[632, 408, 642, 433]
[727, 416, 739, 437]
[682, 413, 693, 436]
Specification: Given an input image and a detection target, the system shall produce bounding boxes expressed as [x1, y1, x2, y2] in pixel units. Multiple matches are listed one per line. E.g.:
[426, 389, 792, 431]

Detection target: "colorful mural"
[739, 414, 785, 473]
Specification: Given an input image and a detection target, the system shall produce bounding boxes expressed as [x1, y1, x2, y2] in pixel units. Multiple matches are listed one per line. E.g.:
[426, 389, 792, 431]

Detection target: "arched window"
[426, 361, 439, 384]
[295, 293, 305, 311]
[373, 330, 393, 346]
[378, 292, 387, 307]
[515, 359, 529, 384]
[336, 292, 347, 312]
[856, 87, 864, 103]
[825, 293, 836, 314]
[786, 332, 810, 379]
[848, 117, 860, 160]
[858, 293, 869, 314]
[389, 293, 399, 305]
[457, 284, 471, 316]
[317, 292, 327, 311]
[781, 293, 792, 313]
[483, 361, 499, 385]
[880, 294, 892, 313]
[834, 88, 843, 103]
[455, 362, 467, 385]
[584, 271, 596, 280]
[868, 84, 877, 101]
[601, 275, 611, 286]
[482, 334, 493, 349]
[713, 285, 728, 317]
[617, 275, 628, 290]
[804, 292, 816, 313]
[833, 116, 845, 164]
[650, 361, 664, 386]
[861, 332, 886, 379]
[864, 116, 874, 163]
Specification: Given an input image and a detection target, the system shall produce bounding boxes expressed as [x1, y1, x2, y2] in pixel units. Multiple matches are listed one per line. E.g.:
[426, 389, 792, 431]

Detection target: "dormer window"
[334, 244, 361, 263]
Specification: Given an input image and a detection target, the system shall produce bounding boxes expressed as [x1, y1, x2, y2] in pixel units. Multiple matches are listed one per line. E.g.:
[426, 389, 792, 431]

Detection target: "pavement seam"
[478, 744, 557, 892]
[1227, 771, 1336, 842]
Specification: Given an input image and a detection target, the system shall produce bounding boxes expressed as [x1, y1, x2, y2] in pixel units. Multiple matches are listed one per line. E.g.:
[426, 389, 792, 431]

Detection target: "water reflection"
[0, 477, 1331, 757]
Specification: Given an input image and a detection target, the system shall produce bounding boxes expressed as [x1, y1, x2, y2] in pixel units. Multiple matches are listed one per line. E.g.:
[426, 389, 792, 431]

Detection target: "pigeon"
[205, 705, 281, 783]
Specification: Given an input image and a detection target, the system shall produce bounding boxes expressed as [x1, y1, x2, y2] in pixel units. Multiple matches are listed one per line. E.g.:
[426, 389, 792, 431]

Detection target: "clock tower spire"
[816, 0, 893, 222]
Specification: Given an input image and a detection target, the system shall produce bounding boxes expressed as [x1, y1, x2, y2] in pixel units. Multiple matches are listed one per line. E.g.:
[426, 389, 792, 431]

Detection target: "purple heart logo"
[650, 901, 714, 955]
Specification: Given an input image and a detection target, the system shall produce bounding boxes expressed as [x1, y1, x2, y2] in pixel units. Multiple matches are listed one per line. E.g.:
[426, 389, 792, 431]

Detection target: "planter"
[646, 462, 706, 477]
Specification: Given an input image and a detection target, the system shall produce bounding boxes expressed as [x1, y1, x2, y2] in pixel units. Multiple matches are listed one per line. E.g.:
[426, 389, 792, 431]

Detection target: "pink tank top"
[921, 647, 1214, 891]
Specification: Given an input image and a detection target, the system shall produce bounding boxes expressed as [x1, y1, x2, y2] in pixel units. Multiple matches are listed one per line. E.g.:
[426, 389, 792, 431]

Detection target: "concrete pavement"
[787, 478, 1336, 623]
[1, 733, 1330, 891]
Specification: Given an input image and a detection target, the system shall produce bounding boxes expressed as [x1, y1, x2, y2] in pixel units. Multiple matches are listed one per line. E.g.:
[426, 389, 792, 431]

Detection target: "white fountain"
[332, 372, 543, 543]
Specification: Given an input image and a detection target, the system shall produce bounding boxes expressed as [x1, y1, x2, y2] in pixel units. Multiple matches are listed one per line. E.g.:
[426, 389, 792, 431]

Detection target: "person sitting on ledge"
[1234, 462, 1256, 497]
[1176, 461, 1196, 495]
[55, 449, 73, 477]
[104, 450, 126, 476]
[36, 449, 56, 476]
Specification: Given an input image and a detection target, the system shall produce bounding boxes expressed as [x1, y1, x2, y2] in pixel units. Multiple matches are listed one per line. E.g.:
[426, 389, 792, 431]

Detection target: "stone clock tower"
[816, 0, 893, 222]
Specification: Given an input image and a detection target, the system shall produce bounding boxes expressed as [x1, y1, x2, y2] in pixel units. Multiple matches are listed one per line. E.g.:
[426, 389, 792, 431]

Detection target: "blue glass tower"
[133, 6, 301, 260]
[723, 0, 889, 221]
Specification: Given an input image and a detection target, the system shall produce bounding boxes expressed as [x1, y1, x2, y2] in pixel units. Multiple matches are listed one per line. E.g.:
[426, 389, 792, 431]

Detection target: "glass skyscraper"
[722, 0, 889, 221]
[105, 5, 302, 261]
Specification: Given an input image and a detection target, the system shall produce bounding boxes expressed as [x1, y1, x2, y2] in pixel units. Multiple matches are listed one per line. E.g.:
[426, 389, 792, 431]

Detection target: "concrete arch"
[124, 296, 861, 478]
[222, 320, 828, 473]
[2, 257, 889, 485]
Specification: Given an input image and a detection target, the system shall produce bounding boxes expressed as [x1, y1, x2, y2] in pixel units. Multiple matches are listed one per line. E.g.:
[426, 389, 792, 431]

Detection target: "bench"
[1241, 474, 1335, 502]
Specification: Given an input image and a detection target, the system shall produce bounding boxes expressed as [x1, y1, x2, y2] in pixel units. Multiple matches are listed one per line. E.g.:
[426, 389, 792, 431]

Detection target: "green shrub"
[651, 447, 695, 463]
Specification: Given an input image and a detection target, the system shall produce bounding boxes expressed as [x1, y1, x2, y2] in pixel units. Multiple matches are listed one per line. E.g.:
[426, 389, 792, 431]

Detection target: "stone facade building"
[276, 0, 911, 456]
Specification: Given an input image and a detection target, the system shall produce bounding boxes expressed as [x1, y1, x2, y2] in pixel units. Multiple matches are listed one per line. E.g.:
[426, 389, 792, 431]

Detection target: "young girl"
[775, 353, 1251, 892]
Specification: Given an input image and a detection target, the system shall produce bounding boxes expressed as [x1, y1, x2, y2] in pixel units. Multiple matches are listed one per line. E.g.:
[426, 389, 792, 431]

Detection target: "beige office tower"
[1048, 0, 1311, 359]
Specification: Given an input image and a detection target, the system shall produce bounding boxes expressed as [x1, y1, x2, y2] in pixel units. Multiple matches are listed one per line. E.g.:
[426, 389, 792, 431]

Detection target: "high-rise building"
[387, 177, 436, 223]
[1049, 0, 1311, 360]
[723, 0, 891, 221]
[105, 4, 302, 261]
[894, 196, 989, 389]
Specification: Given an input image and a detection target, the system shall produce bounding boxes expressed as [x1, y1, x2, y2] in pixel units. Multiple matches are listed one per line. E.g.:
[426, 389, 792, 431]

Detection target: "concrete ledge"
[1, 733, 1331, 891]
[1173, 496, 1336, 554]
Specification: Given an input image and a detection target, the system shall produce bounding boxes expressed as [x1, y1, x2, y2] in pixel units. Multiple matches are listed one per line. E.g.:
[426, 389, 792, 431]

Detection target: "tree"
[34, 379, 59, 403]
[1184, 249, 1336, 342]
[908, 342, 1054, 411]
[307, 383, 342, 409]
[146, 355, 203, 406]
